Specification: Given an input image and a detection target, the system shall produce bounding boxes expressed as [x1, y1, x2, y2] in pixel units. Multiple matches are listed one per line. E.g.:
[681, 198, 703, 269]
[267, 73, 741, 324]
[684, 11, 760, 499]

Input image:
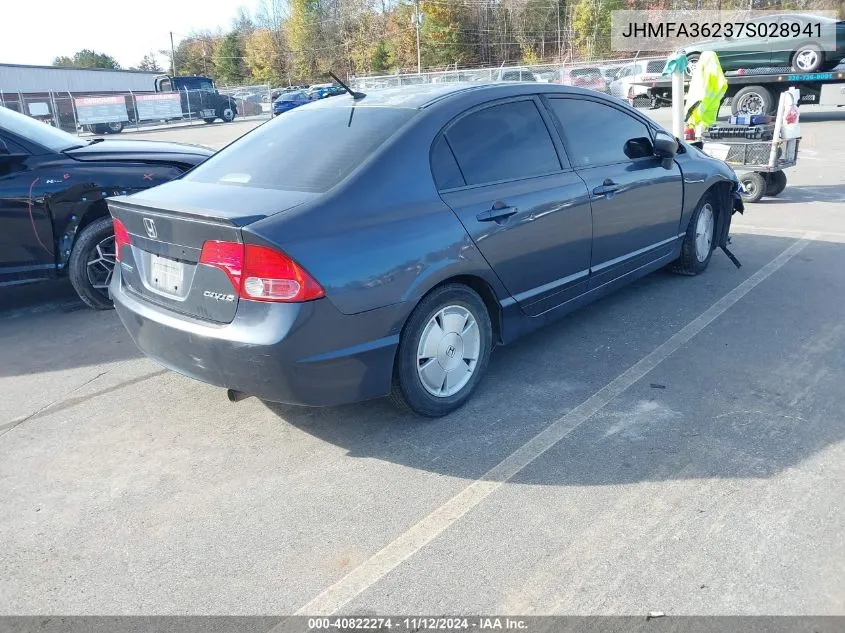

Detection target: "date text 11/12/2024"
[307, 617, 529, 630]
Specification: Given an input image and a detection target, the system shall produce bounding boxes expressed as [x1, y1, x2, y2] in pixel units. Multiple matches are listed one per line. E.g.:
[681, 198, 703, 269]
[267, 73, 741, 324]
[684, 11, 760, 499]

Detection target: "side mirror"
[654, 131, 678, 158]
[653, 131, 678, 169]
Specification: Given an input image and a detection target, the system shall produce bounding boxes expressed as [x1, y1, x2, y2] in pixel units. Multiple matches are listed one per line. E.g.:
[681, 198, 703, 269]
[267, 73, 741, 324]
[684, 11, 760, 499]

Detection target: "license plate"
[149, 254, 184, 294]
[201, 109, 215, 118]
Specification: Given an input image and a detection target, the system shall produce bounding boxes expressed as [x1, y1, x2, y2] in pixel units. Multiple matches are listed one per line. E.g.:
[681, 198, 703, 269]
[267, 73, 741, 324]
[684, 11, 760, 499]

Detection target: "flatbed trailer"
[640, 68, 845, 116]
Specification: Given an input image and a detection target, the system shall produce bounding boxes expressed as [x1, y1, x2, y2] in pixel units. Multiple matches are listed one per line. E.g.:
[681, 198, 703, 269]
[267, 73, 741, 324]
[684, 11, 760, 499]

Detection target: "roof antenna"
[328, 71, 366, 100]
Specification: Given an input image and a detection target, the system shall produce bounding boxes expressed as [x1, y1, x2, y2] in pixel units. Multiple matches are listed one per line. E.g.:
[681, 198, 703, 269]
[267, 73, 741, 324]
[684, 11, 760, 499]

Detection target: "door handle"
[592, 179, 619, 196]
[476, 204, 518, 223]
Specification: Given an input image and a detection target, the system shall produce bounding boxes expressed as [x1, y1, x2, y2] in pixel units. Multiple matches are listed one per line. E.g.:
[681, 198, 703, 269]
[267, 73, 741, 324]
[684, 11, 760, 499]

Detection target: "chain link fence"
[348, 56, 667, 90]
[0, 84, 274, 135]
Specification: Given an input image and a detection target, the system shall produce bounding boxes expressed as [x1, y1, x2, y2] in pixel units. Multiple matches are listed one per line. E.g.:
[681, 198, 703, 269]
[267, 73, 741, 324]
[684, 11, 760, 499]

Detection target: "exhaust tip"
[227, 389, 250, 403]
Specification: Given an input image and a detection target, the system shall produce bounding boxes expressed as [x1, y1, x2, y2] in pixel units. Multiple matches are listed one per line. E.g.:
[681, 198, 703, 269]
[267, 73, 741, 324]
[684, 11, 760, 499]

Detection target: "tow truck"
[641, 68, 845, 116]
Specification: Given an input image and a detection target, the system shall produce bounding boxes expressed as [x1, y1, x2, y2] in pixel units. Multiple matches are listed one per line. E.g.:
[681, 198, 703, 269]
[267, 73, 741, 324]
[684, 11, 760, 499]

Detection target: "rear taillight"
[113, 218, 130, 262]
[199, 241, 324, 303]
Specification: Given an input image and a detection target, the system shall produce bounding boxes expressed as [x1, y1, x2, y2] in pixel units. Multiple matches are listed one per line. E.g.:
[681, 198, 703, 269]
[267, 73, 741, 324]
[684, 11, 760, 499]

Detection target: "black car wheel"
[390, 284, 492, 417]
[674, 195, 716, 275]
[218, 106, 236, 123]
[68, 216, 115, 310]
[739, 172, 767, 203]
[684, 53, 700, 77]
[792, 44, 823, 73]
[765, 170, 787, 197]
[731, 85, 775, 116]
[203, 118, 216, 124]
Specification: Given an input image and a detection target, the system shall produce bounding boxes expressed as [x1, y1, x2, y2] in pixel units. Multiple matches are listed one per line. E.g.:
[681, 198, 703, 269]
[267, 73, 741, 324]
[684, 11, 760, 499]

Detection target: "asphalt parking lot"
[1, 106, 844, 615]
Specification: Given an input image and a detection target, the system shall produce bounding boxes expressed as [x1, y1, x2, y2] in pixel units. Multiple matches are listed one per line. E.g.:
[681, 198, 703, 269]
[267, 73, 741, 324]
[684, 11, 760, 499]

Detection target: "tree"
[245, 29, 285, 84]
[286, 0, 321, 81]
[371, 39, 392, 73]
[419, 0, 477, 69]
[214, 31, 247, 83]
[137, 52, 163, 72]
[168, 34, 218, 78]
[571, 0, 626, 59]
[53, 49, 120, 69]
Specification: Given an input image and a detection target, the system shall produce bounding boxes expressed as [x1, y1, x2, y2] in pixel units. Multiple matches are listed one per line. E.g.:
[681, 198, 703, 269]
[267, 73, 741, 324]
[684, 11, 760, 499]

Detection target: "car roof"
[753, 12, 837, 22]
[307, 82, 623, 111]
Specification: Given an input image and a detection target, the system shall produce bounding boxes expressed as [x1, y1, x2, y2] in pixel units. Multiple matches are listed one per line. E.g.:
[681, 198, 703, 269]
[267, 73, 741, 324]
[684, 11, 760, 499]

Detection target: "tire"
[218, 105, 236, 123]
[106, 121, 124, 134]
[68, 216, 115, 310]
[731, 85, 775, 116]
[684, 53, 700, 77]
[203, 118, 216, 124]
[792, 44, 824, 73]
[739, 172, 767, 203]
[673, 195, 717, 275]
[389, 284, 492, 417]
[765, 170, 787, 197]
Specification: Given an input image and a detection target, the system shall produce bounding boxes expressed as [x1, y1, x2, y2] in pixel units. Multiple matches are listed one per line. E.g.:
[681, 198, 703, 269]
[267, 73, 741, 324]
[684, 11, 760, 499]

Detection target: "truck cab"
[154, 75, 238, 124]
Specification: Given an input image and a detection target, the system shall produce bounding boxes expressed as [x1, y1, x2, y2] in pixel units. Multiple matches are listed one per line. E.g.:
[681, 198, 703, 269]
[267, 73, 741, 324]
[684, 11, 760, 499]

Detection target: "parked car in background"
[307, 84, 346, 100]
[0, 105, 212, 308]
[534, 71, 558, 83]
[609, 59, 666, 102]
[600, 65, 624, 82]
[273, 91, 310, 116]
[109, 82, 742, 417]
[680, 13, 845, 74]
[554, 67, 609, 93]
[493, 68, 537, 82]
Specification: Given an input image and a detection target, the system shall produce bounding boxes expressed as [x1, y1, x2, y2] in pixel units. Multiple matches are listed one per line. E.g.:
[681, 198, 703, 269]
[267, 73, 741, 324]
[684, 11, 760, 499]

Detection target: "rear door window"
[183, 106, 415, 193]
[548, 98, 653, 167]
[430, 136, 465, 190]
[445, 99, 562, 186]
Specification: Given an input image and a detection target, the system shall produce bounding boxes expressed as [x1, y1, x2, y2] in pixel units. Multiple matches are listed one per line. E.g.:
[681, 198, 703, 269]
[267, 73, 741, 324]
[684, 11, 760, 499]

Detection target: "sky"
[1, 0, 259, 69]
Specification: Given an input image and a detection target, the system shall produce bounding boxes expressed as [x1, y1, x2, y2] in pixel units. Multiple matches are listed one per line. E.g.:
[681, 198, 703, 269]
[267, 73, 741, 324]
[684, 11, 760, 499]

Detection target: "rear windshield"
[184, 105, 416, 193]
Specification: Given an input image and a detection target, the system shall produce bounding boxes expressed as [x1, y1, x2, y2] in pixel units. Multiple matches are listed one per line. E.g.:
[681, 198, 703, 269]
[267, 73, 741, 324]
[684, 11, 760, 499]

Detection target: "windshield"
[279, 91, 306, 101]
[184, 105, 416, 193]
[0, 105, 83, 152]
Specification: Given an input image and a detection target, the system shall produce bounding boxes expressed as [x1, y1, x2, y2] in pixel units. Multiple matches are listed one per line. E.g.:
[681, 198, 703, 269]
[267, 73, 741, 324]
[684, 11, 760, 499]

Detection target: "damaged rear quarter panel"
[47, 162, 185, 271]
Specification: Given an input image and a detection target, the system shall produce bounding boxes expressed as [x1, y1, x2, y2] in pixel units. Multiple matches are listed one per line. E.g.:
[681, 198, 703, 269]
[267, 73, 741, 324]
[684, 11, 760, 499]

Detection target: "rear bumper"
[112, 275, 404, 407]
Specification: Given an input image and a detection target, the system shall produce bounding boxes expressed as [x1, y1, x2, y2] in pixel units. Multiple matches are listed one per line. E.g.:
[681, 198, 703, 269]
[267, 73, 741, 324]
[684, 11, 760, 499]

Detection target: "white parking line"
[291, 233, 816, 617]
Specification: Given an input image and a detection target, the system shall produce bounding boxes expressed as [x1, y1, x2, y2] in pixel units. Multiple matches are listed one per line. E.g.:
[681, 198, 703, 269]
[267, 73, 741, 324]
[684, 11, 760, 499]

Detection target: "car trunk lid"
[107, 183, 316, 323]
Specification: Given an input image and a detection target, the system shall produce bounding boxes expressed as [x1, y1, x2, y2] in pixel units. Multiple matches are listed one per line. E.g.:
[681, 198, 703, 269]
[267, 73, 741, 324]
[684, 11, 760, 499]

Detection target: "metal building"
[0, 63, 159, 95]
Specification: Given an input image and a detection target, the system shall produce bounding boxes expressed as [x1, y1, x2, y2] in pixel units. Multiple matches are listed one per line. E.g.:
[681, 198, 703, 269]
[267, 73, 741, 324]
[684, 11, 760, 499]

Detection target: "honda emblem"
[142, 217, 158, 239]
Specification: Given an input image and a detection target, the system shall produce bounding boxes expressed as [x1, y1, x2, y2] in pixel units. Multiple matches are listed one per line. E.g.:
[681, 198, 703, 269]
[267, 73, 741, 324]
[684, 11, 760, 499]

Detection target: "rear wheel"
[740, 172, 767, 203]
[674, 195, 716, 275]
[390, 284, 492, 417]
[68, 216, 115, 310]
[792, 44, 823, 73]
[765, 170, 787, 197]
[218, 105, 236, 123]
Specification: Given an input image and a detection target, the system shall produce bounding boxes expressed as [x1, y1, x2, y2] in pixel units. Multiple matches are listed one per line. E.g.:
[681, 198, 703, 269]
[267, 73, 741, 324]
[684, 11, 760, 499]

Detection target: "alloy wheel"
[795, 49, 819, 71]
[86, 235, 116, 296]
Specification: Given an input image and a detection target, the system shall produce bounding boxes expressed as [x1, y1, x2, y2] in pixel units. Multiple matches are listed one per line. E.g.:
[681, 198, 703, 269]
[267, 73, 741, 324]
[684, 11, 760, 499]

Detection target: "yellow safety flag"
[685, 51, 728, 135]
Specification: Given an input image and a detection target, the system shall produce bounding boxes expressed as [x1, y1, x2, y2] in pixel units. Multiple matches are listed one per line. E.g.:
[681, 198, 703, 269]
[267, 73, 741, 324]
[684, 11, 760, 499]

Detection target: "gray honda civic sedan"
[109, 82, 742, 417]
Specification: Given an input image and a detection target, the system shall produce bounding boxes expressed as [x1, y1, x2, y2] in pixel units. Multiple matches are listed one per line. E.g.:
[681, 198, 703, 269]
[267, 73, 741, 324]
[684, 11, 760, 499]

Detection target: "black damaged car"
[0, 106, 212, 308]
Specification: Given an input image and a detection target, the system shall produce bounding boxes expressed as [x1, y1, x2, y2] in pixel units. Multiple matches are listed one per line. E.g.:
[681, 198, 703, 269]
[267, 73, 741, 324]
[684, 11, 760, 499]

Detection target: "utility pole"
[170, 31, 177, 76]
[556, 0, 562, 64]
[413, 0, 422, 74]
